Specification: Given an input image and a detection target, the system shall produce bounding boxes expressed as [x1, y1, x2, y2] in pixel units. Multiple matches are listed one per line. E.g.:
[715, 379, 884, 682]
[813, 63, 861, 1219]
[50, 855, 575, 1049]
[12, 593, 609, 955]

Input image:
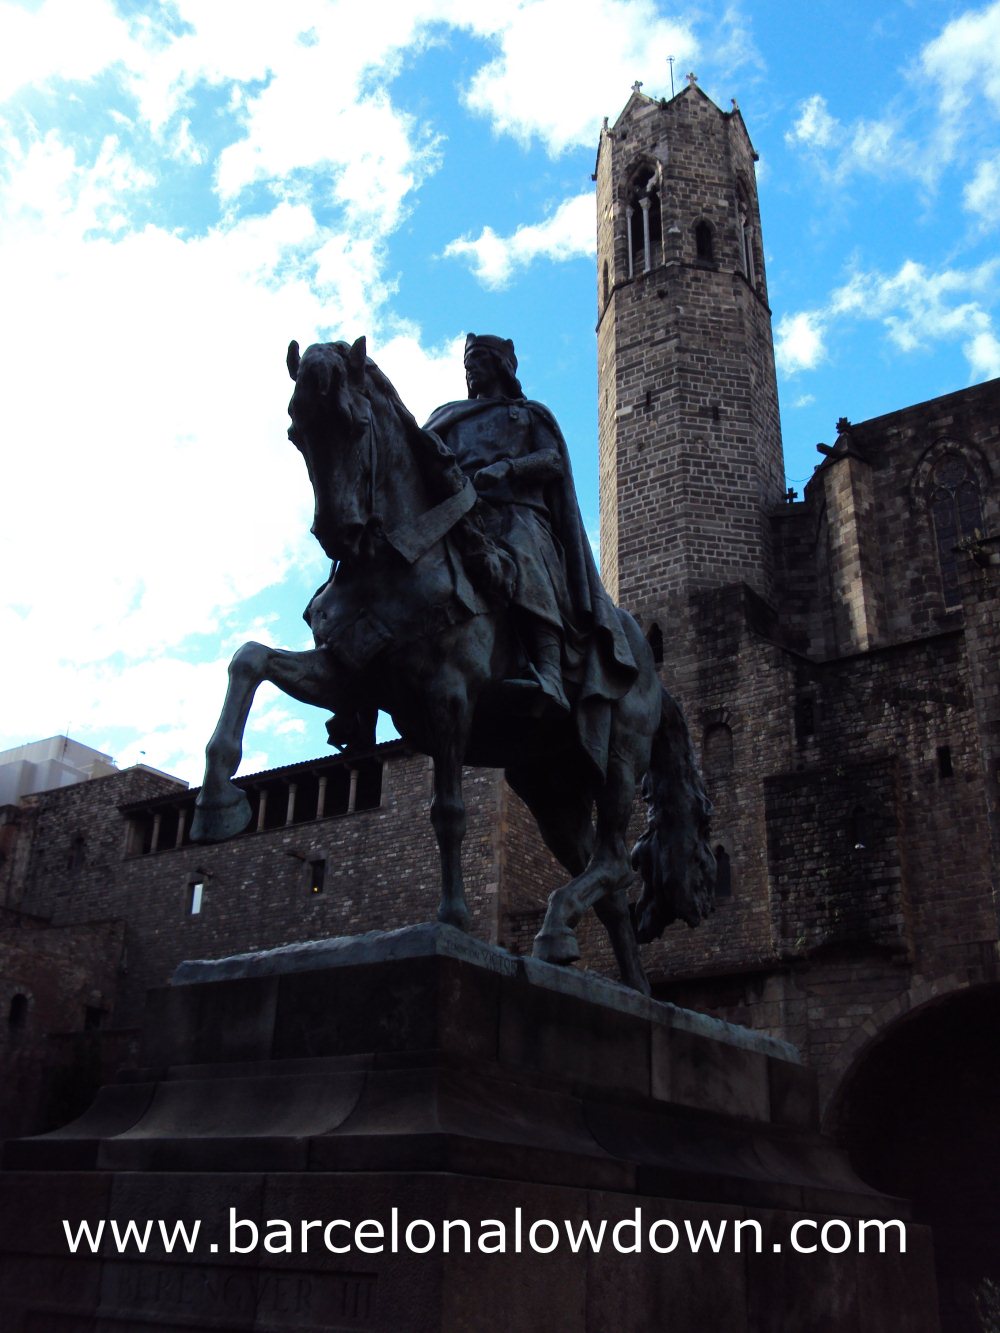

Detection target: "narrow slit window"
[850, 807, 871, 852]
[714, 846, 732, 899]
[795, 696, 816, 741]
[309, 858, 326, 895]
[647, 622, 664, 664]
[937, 746, 954, 780]
[187, 880, 204, 915]
[8, 994, 28, 1029]
[67, 833, 87, 871]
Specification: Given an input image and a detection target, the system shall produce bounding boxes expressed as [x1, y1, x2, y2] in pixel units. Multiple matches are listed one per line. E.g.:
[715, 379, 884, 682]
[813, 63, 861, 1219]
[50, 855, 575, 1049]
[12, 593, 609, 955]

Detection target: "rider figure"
[425, 334, 577, 714]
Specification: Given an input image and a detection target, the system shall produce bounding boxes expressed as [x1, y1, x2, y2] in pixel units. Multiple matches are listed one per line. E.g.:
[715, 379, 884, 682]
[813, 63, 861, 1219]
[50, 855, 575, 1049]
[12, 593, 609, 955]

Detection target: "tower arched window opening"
[625, 167, 661, 277]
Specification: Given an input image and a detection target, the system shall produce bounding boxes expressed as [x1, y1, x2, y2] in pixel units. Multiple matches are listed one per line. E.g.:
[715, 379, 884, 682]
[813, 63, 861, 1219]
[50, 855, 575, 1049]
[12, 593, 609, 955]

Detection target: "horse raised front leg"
[191, 642, 267, 842]
[192, 643, 347, 844]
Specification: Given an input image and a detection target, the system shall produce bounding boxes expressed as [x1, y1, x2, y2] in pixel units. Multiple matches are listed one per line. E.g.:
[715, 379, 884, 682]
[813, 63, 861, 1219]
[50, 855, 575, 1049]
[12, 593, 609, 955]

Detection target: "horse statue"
[191, 336, 715, 993]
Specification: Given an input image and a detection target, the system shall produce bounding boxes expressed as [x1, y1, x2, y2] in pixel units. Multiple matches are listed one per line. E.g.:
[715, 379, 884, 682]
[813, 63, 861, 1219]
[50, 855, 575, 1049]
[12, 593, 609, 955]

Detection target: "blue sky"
[1, 0, 998, 784]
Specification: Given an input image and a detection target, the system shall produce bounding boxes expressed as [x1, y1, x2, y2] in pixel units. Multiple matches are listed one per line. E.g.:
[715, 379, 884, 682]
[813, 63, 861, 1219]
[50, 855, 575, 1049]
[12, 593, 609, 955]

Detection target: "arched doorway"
[830, 985, 1000, 1332]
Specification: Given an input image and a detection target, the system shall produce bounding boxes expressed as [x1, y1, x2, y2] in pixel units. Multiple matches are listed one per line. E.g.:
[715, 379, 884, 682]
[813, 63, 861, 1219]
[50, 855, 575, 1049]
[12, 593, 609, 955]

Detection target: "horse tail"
[631, 686, 716, 943]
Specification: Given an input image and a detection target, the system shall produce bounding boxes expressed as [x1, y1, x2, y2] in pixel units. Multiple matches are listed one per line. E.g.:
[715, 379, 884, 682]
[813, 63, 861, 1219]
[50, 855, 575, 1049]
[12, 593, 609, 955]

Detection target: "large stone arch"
[822, 972, 971, 1128]
[825, 977, 1000, 1333]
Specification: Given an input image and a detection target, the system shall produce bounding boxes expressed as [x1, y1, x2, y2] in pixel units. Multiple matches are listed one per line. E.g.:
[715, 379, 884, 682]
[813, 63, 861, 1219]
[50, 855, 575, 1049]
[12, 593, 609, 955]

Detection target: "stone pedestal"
[0, 925, 938, 1331]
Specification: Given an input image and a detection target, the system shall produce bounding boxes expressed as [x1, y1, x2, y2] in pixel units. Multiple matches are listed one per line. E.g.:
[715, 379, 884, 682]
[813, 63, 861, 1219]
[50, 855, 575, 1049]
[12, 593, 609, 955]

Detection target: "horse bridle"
[354, 380, 477, 567]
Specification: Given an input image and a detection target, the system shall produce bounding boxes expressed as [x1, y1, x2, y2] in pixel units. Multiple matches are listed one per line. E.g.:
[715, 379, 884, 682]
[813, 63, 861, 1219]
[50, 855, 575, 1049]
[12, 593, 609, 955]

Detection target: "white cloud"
[967, 329, 1000, 378]
[0, 0, 132, 101]
[847, 119, 897, 174]
[786, 93, 839, 150]
[781, 7, 1000, 198]
[775, 311, 826, 374]
[373, 330, 469, 423]
[712, 4, 765, 83]
[444, 191, 594, 288]
[0, 1, 516, 776]
[463, 0, 697, 153]
[771, 257, 1000, 384]
[0, 117, 467, 779]
[831, 258, 1000, 357]
[964, 156, 1000, 225]
[792, 393, 816, 408]
[0, 1, 446, 223]
[920, 0, 1000, 121]
[785, 93, 912, 184]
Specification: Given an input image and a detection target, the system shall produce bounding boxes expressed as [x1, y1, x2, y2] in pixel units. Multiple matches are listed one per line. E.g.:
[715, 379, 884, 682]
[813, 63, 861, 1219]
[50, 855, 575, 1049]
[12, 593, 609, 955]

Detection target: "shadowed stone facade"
[586, 84, 1000, 1332]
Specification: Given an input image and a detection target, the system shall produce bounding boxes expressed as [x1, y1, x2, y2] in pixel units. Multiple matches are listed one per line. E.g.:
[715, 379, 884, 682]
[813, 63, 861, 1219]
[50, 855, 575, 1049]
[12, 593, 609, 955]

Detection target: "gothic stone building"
[590, 84, 1000, 1329]
[2, 83, 998, 1327]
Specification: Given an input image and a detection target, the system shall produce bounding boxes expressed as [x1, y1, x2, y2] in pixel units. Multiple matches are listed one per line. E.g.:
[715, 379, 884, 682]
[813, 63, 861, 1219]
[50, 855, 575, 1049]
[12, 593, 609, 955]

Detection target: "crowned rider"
[424, 335, 637, 764]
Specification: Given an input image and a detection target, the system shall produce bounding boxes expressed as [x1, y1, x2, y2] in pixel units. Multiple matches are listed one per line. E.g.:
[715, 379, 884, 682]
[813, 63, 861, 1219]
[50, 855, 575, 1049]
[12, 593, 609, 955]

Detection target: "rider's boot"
[503, 622, 569, 715]
[529, 624, 570, 713]
[325, 705, 378, 752]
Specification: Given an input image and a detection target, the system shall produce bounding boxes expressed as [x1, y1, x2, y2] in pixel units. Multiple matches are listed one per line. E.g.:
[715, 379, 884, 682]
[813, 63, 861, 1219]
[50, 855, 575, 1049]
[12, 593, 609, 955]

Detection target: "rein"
[360, 388, 477, 566]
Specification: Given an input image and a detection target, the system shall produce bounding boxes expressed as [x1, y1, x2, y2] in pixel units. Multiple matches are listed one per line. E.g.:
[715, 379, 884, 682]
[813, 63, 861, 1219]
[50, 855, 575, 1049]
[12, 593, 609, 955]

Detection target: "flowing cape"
[424, 397, 638, 776]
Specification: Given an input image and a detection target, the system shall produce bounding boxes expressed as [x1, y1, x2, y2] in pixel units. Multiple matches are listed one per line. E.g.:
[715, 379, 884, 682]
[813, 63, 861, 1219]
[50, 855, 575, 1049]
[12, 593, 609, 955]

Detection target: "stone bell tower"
[595, 82, 785, 617]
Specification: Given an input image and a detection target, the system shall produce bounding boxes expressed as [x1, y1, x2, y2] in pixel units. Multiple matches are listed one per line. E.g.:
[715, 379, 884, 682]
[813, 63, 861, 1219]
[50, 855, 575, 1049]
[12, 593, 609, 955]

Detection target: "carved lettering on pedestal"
[107, 1263, 376, 1328]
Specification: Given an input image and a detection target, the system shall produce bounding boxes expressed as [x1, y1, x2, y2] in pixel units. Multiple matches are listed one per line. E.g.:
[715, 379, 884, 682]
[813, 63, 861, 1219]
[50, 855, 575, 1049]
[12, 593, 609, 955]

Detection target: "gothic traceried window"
[929, 454, 984, 605]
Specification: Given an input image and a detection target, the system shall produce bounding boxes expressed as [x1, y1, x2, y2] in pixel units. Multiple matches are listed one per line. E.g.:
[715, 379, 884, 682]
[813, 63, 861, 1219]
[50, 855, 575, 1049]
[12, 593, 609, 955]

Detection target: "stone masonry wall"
[0, 913, 126, 1139]
[597, 86, 784, 611]
[9, 749, 507, 1031]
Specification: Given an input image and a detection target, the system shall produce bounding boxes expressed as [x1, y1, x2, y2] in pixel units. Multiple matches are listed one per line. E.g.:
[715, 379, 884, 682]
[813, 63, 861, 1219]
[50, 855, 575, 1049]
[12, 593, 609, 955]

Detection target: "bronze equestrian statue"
[191, 334, 714, 993]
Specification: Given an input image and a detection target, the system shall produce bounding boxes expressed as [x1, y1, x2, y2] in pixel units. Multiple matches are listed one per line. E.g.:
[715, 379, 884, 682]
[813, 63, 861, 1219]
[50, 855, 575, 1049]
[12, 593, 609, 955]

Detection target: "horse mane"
[360, 357, 467, 503]
[355, 349, 514, 603]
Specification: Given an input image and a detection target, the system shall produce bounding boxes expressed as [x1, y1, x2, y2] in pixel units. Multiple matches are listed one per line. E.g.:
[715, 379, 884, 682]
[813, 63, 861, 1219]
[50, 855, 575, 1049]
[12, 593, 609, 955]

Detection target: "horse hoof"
[190, 792, 253, 843]
[438, 904, 471, 933]
[532, 927, 581, 966]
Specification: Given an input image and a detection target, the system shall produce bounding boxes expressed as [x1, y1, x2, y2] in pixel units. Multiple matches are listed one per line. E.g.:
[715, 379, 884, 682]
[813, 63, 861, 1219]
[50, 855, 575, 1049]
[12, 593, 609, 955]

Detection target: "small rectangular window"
[187, 881, 204, 915]
[937, 746, 953, 780]
[308, 859, 326, 895]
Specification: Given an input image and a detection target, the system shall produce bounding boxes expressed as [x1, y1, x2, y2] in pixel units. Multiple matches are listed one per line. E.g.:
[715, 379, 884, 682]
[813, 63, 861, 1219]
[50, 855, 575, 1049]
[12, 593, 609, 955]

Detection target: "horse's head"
[286, 336, 372, 561]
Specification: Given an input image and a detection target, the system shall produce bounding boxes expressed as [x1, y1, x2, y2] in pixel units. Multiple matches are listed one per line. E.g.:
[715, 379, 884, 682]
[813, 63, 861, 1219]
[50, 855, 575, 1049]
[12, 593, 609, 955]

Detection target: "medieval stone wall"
[4, 747, 512, 1035]
[0, 912, 126, 1139]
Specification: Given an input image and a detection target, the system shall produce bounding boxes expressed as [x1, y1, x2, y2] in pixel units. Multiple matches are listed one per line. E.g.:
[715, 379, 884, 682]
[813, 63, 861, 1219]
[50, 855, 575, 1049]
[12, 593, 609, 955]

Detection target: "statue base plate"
[0, 925, 939, 1331]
